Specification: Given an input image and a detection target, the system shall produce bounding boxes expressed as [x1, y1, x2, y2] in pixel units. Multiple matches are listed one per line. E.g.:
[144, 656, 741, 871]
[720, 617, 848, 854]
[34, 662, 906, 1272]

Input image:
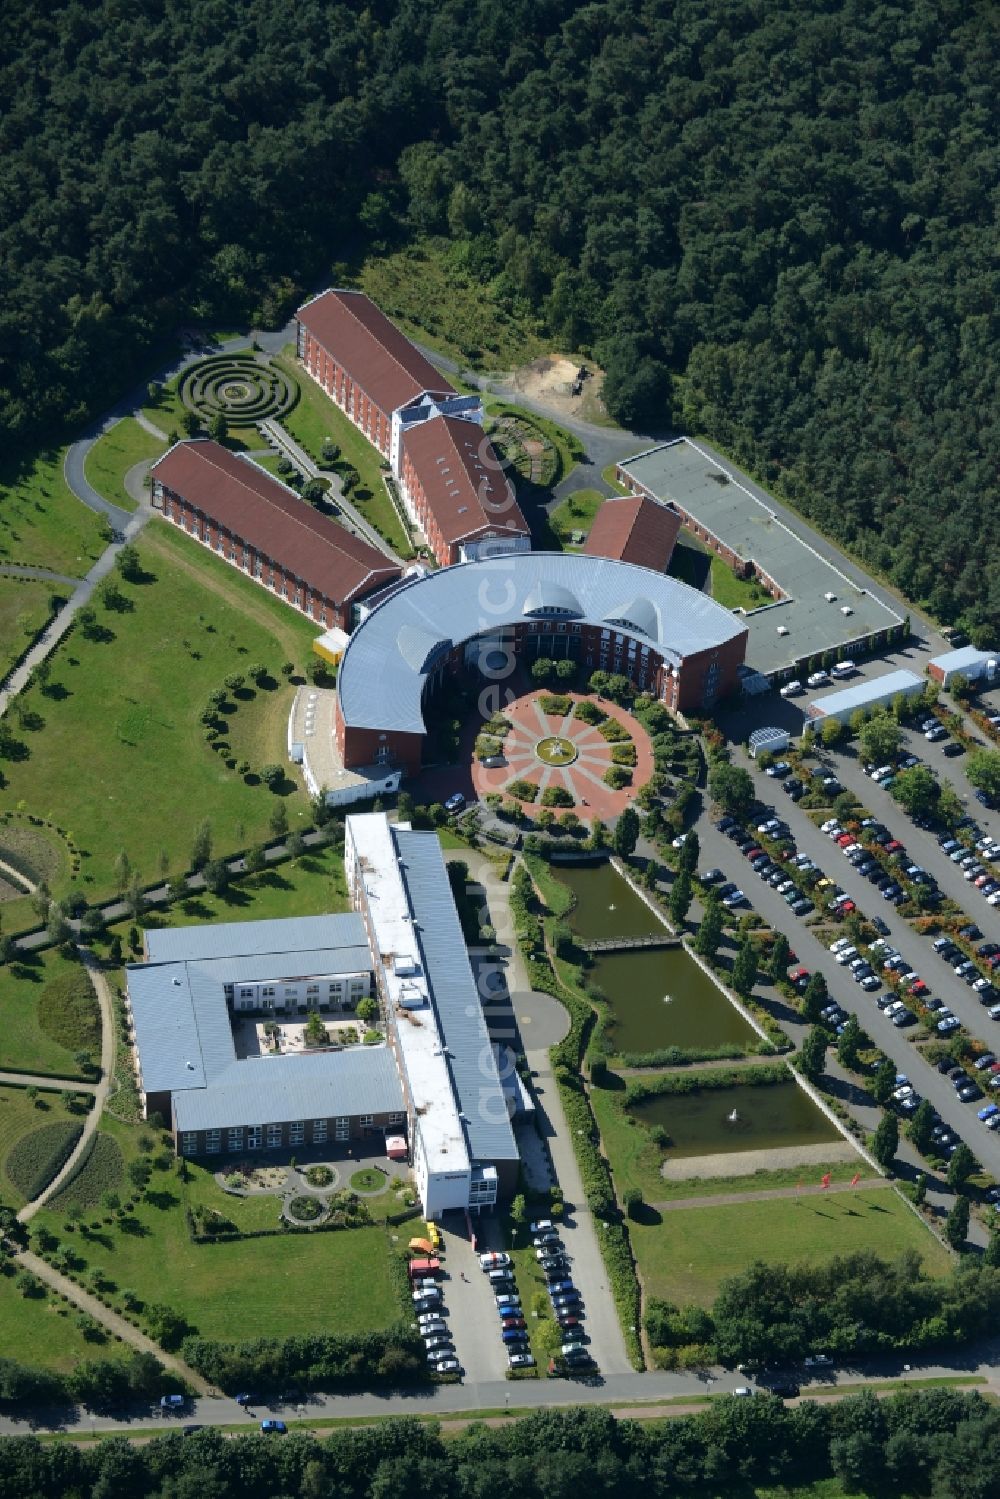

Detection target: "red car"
[836, 834, 853, 847]
[910, 980, 929, 997]
[840, 900, 856, 914]
[789, 967, 810, 989]
[886, 839, 903, 853]
[501, 1315, 526, 1330]
[746, 847, 764, 860]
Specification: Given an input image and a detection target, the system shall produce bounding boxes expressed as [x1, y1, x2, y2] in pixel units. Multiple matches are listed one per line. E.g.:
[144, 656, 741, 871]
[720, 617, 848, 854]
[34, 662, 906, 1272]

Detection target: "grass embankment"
[0, 950, 100, 1078]
[34, 1114, 399, 1343]
[357, 237, 545, 369]
[0, 577, 59, 684]
[83, 418, 167, 513]
[708, 554, 773, 611]
[0, 1268, 107, 1372]
[0, 521, 315, 901]
[629, 1189, 952, 1308]
[0, 448, 106, 575]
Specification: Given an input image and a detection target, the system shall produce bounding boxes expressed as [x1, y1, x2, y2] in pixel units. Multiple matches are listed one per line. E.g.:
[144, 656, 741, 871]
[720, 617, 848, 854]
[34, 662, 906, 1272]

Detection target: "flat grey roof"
[172, 1047, 403, 1133]
[619, 439, 902, 675]
[928, 647, 996, 673]
[337, 552, 747, 734]
[145, 913, 366, 964]
[395, 826, 519, 1164]
[807, 668, 923, 719]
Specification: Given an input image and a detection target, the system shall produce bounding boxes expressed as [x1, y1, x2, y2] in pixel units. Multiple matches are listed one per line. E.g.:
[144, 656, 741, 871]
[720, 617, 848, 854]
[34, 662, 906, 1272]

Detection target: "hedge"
[619, 1042, 753, 1069]
[47, 1131, 124, 1211]
[5, 1120, 84, 1201]
[625, 1061, 790, 1105]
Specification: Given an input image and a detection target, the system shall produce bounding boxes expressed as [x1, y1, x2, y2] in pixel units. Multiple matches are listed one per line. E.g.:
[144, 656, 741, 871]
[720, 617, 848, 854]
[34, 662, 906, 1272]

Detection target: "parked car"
[479, 1251, 511, 1270]
[260, 1420, 287, 1434]
[508, 1352, 535, 1369]
[444, 793, 466, 813]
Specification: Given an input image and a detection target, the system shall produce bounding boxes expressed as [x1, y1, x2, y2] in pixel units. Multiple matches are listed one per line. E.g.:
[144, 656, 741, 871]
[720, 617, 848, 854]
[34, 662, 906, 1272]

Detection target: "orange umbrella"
[409, 1237, 435, 1254]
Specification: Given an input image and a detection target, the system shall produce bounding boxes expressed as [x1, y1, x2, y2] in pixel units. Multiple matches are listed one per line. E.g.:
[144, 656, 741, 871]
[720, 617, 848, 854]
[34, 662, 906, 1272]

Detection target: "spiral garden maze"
[179, 353, 299, 427]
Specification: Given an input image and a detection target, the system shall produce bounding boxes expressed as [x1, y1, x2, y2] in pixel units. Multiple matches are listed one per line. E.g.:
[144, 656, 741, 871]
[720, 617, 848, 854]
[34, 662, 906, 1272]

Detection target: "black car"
[872, 917, 890, 935]
[959, 924, 983, 940]
[769, 1381, 801, 1399]
[717, 816, 736, 832]
[943, 741, 965, 757]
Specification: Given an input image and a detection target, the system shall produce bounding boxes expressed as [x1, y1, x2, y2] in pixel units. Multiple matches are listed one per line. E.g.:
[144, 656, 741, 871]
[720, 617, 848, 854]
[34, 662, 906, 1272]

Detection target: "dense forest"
[1, 0, 997, 635]
[2, 1394, 1000, 1499]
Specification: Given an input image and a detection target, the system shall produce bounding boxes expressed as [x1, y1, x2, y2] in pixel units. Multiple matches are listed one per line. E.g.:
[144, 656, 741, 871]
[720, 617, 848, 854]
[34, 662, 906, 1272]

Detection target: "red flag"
[821, 1173, 832, 1190]
[850, 1172, 861, 1187]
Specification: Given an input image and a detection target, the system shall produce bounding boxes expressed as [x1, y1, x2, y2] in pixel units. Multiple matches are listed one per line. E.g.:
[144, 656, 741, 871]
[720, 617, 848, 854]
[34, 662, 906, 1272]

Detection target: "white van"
[831, 661, 855, 679]
[779, 680, 803, 698]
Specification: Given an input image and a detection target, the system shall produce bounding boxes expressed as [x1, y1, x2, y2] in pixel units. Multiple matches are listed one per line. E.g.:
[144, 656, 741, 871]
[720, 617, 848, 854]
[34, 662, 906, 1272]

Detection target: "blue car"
[548, 1279, 574, 1296]
[260, 1419, 287, 1434]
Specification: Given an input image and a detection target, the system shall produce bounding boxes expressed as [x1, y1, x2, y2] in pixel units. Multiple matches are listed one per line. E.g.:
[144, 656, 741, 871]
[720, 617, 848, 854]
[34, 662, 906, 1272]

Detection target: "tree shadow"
[254, 871, 293, 892]
[145, 1190, 178, 1211]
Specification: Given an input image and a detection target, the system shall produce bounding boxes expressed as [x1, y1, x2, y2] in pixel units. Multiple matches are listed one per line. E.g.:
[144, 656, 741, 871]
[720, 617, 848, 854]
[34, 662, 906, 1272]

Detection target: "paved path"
[0, 855, 34, 893]
[12, 1249, 211, 1393]
[652, 1177, 888, 1213]
[0, 1071, 96, 1092]
[134, 411, 168, 441]
[257, 417, 404, 564]
[18, 951, 114, 1223]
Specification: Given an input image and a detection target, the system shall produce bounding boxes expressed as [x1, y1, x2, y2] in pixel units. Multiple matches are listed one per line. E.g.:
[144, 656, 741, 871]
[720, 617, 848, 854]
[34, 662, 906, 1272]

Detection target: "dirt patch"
[505, 355, 606, 423]
[660, 1139, 862, 1181]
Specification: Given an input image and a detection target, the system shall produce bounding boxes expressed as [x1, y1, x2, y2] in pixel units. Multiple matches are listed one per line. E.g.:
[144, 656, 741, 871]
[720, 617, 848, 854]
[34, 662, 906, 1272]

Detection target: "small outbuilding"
[927, 647, 998, 689]
[748, 726, 790, 758]
[806, 668, 924, 727]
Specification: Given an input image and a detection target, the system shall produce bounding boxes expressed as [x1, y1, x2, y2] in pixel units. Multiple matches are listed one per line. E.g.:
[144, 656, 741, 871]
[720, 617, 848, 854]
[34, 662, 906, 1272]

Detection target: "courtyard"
[470, 686, 654, 821]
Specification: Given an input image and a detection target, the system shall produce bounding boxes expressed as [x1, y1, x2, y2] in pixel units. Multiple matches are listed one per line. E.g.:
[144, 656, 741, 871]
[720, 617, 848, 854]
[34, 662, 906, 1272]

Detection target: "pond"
[590, 946, 760, 1054]
[558, 861, 662, 940]
[630, 1078, 841, 1157]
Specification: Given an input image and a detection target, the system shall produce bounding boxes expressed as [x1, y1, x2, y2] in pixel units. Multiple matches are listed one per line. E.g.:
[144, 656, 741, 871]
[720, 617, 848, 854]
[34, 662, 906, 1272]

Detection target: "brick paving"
[471, 688, 654, 823]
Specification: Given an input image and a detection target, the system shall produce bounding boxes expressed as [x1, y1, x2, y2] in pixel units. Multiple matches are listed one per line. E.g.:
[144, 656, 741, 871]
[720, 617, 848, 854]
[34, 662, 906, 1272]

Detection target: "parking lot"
[695, 758, 1000, 1178]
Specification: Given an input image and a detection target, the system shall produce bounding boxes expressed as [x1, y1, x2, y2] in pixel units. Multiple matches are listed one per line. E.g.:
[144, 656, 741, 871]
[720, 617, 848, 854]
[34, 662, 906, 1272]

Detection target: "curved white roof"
[338, 553, 746, 735]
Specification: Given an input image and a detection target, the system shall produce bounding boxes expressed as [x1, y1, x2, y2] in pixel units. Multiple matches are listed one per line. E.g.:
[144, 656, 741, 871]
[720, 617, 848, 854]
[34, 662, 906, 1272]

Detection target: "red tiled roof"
[401, 416, 530, 548]
[583, 495, 681, 573]
[151, 441, 400, 606]
[296, 290, 456, 417]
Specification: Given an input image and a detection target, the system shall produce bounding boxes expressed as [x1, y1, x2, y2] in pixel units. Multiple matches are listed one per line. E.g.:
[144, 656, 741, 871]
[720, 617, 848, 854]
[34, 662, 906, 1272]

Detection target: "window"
[266, 1124, 282, 1148]
[240, 987, 254, 998]
[360, 1114, 373, 1128]
[306, 984, 319, 995]
[262, 985, 275, 998]
[312, 1119, 328, 1143]
[289, 1121, 305, 1145]
[327, 981, 342, 993]
[284, 987, 296, 997]
[388, 1112, 404, 1125]
[205, 1130, 221, 1154]
[246, 1127, 261, 1150]
[181, 1132, 198, 1155]
[335, 1117, 350, 1140]
[227, 1128, 243, 1152]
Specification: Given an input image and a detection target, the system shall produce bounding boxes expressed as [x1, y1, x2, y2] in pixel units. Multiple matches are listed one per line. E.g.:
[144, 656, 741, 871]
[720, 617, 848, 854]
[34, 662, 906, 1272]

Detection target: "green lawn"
[545, 489, 606, 549]
[0, 521, 316, 901]
[356, 237, 544, 369]
[629, 1188, 952, 1308]
[601, 463, 630, 495]
[0, 1084, 83, 1207]
[35, 1114, 399, 1342]
[0, 577, 58, 683]
[273, 352, 412, 556]
[83, 418, 167, 513]
[0, 448, 106, 576]
[0, 949, 102, 1079]
[0, 1269, 106, 1372]
[709, 554, 773, 612]
[103, 845, 351, 952]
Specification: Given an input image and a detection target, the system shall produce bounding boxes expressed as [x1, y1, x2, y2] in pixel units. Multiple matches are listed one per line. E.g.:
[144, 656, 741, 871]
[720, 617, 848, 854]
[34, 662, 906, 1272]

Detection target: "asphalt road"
[703, 756, 1000, 1179]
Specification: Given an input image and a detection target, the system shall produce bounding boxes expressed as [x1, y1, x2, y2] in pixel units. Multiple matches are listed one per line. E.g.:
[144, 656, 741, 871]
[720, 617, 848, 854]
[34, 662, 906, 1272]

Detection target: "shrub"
[6, 1121, 84, 1201]
[287, 1196, 322, 1222]
[508, 778, 539, 803]
[538, 693, 572, 717]
[305, 1165, 333, 1188]
[573, 699, 607, 725]
[611, 741, 637, 766]
[540, 785, 574, 808]
[48, 1133, 124, 1211]
[604, 765, 632, 789]
[598, 718, 631, 742]
[37, 971, 100, 1059]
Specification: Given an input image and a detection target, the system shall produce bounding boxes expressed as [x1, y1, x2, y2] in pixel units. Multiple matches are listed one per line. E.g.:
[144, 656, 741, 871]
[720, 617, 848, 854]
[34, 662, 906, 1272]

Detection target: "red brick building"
[150, 440, 401, 630]
[399, 415, 530, 565]
[296, 290, 529, 567]
[583, 494, 681, 573]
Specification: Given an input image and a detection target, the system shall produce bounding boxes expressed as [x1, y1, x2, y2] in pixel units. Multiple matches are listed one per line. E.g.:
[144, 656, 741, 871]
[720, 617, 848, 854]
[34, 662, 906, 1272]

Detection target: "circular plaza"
[470, 688, 655, 821]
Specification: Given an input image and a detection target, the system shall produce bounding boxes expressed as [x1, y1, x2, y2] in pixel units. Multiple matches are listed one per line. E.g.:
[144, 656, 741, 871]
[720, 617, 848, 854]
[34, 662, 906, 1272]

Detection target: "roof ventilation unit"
[840, 606, 853, 616]
[824, 591, 836, 602]
[776, 625, 789, 636]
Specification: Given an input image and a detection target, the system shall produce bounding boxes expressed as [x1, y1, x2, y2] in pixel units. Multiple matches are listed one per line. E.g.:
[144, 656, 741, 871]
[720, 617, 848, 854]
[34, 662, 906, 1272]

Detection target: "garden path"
[651, 1176, 887, 1213]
